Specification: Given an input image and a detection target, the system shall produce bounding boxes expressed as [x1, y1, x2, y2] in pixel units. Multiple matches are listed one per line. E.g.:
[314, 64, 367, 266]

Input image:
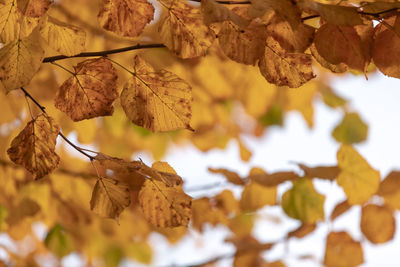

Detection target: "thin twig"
[20, 87, 95, 161]
[43, 44, 166, 63]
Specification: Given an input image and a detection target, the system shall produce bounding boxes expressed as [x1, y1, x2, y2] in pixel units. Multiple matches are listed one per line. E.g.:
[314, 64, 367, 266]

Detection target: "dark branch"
[43, 43, 166, 63]
[20, 87, 95, 161]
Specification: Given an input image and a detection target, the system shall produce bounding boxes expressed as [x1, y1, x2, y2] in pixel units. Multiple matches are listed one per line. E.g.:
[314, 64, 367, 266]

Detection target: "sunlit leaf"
[324, 231, 364, 267]
[240, 181, 276, 212]
[121, 55, 193, 132]
[39, 15, 86, 56]
[337, 145, 380, 205]
[259, 36, 315, 88]
[98, 0, 154, 37]
[138, 179, 191, 227]
[0, 32, 44, 93]
[158, 0, 215, 58]
[281, 179, 325, 223]
[90, 177, 131, 220]
[7, 114, 60, 179]
[192, 197, 227, 231]
[377, 171, 400, 209]
[17, 0, 51, 17]
[201, 0, 248, 27]
[45, 224, 73, 258]
[361, 204, 395, 244]
[54, 57, 118, 121]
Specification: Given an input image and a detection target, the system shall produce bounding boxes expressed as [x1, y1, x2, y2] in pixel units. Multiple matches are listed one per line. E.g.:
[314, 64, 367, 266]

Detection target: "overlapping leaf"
[201, 0, 248, 27]
[324, 231, 364, 267]
[158, 0, 215, 58]
[259, 36, 315, 88]
[120, 55, 193, 132]
[98, 0, 154, 37]
[7, 114, 60, 180]
[377, 171, 400, 209]
[39, 16, 86, 56]
[17, 0, 51, 17]
[138, 179, 191, 227]
[90, 177, 131, 220]
[0, 0, 40, 44]
[0, 32, 44, 93]
[54, 58, 118, 121]
[337, 145, 380, 205]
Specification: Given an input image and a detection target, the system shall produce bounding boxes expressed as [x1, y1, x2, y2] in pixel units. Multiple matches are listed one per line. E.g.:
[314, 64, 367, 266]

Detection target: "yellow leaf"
[298, 164, 340, 180]
[201, 0, 248, 27]
[0, 31, 44, 93]
[158, 0, 216, 58]
[214, 190, 239, 215]
[330, 200, 351, 221]
[90, 177, 131, 220]
[98, 0, 154, 37]
[54, 58, 118, 121]
[120, 55, 193, 132]
[287, 224, 316, 239]
[337, 145, 380, 205]
[74, 119, 97, 144]
[192, 197, 227, 231]
[238, 140, 252, 162]
[138, 179, 191, 227]
[281, 179, 325, 223]
[377, 171, 400, 209]
[218, 20, 267, 65]
[123, 241, 152, 264]
[0, 0, 39, 44]
[39, 15, 86, 56]
[240, 181, 276, 211]
[324, 231, 364, 267]
[17, 0, 51, 17]
[229, 213, 254, 238]
[373, 15, 400, 78]
[320, 85, 347, 108]
[208, 167, 245, 185]
[248, 171, 300, 187]
[259, 36, 315, 88]
[361, 204, 395, 244]
[7, 114, 60, 179]
[332, 112, 368, 144]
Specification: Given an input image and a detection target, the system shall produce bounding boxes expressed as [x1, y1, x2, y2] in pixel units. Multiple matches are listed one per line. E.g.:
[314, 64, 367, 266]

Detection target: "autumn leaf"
[0, 0, 40, 44]
[201, 0, 248, 27]
[320, 85, 347, 108]
[310, 43, 348, 73]
[249, 0, 301, 28]
[332, 112, 368, 144]
[377, 171, 400, 209]
[259, 36, 315, 88]
[324, 232, 364, 267]
[120, 55, 193, 132]
[330, 200, 351, 221]
[361, 204, 395, 244]
[297, 164, 340, 181]
[138, 179, 191, 227]
[192, 197, 227, 231]
[54, 57, 118, 121]
[39, 15, 86, 56]
[44, 224, 73, 258]
[248, 171, 300, 187]
[98, 0, 154, 37]
[7, 114, 60, 180]
[158, 0, 215, 58]
[214, 190, 239, 215]
[240, 181, 276, 211]
[17, 0, 51, 17]
[6, 198, 40, 225]
[373, 16, 400, 78]
[0, 31, 44, 93]
[281, 179, 325, 224]
[208, 167, 245, 185]
[287, 224, 316, 239]
[337, 145, 380, 205]
[90, 177, 131, 220]
[218, 20, 267, 65]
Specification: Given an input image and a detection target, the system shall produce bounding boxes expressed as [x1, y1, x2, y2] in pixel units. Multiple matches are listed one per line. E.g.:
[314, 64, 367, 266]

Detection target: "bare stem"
[20, 87, 95, 161]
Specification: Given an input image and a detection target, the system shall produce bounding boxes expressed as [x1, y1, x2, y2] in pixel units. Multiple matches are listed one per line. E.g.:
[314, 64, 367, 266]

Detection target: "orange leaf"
[7, 114, 60, 180]
[287, 224, 316, 239]
[17, 0, 51, 17]
[330, 200, 351, 221]
[54, 58, 118, 121]
[361, 204, 395, 244]
[324, 231, 364, 267]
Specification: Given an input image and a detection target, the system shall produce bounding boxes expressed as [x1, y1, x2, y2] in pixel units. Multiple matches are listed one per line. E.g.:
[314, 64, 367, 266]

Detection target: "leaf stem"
[43, 43, 166, 63]
[20, 87, 96, 161]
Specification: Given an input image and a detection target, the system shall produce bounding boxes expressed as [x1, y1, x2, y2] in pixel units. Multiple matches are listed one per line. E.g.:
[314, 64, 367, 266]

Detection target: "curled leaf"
[139, 179, 192, 227]
[55, 58, 118, 121]
[90, 177, 131, 220]
[98, 0, 154, 37]
[120, 55, 193, 132]
[7, 114, 60, 179]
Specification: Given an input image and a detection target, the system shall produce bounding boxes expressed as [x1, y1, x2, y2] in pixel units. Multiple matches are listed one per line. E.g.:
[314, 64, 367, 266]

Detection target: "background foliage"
[0, 0, 400, 266]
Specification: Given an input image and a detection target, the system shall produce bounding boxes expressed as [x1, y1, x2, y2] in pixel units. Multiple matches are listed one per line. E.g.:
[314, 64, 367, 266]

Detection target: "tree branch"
[43, 43, 166, 63]
[20, 87, 96, 161]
